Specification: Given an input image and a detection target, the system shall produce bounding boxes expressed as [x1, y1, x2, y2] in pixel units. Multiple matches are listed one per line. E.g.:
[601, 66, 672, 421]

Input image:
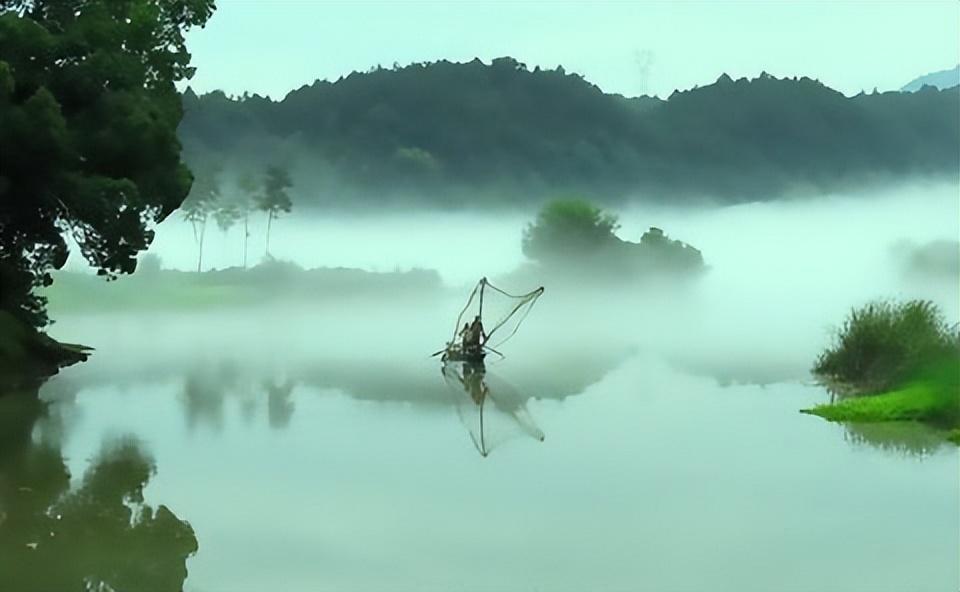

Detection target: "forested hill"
[179, 57, 960, 206]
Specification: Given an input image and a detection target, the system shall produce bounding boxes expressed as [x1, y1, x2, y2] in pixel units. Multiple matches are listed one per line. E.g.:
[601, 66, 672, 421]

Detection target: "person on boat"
[466, 315, 486, 356]
[458, 322, 471, 353]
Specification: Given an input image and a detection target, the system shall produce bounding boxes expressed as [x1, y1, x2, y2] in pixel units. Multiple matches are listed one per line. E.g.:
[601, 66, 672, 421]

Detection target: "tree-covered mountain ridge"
[179, 57, 960, 206]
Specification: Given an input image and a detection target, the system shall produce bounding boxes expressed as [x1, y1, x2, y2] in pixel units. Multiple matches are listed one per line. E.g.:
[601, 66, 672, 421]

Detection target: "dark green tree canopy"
[178, 59, 960, 207]
[0, 0, 215, 327]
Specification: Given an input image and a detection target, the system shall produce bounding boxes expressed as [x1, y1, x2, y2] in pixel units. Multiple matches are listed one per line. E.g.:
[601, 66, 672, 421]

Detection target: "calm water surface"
[4, 307, 955, 592]
[5, 188, 958, 591]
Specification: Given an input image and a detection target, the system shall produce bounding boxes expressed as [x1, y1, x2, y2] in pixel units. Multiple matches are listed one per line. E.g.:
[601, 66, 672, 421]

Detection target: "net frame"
[447, 278, 544, 353]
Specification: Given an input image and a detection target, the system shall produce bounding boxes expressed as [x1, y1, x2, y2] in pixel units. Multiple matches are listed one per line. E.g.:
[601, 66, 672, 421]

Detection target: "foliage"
[256, 165, 293, 255]
[177, 59, 960, 206]
[522, 198, 704, 273]
[0, 0, 215, 327]
[214, 199, 241, 232]
[180, 164, 219, 271]
[522, 198, 620, 263]
[257, 165, 293, 218]
[181, 164, 219, 228]
[635, 227, 704, 270]
[234, 171, 259, 267]
[813, 300, 959, 392]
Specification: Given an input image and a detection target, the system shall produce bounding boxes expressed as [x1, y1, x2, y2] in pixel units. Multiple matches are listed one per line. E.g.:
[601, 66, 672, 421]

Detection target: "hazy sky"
[183, 1, 959, 99]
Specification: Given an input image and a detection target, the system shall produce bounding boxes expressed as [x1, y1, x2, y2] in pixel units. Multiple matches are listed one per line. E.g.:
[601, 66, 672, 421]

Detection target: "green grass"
[807, 299, 959, 445]
[803, 357, 960, 443]
[41, 263, 443, 315]
[803, 382, 948, 423]
[43, 272, 256, 314]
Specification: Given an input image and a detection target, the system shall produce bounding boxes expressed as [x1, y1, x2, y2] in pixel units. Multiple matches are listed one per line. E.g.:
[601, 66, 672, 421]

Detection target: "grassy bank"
[803, 359, 958, 429]
[807, 300, 959, 445]
[42, 260, 444, 315]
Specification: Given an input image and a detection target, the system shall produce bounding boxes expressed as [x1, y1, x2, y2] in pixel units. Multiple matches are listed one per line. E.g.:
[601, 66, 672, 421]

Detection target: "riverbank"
[0, 311, 91, 392]
[42, 261, 444, 314]
[803, 358, 960, 445]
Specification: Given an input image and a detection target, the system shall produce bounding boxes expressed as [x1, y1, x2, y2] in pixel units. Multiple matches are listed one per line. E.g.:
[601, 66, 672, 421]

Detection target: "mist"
[5, 4, 960, 590]
[48, 180, 958, 404]
[29, 181, 958, 591]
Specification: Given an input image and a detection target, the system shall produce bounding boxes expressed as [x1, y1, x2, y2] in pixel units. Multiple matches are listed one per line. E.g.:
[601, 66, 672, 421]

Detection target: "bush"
[521, 198, 620, 264]
[813, 299, 959, 392]
[521, 198, 704, 276]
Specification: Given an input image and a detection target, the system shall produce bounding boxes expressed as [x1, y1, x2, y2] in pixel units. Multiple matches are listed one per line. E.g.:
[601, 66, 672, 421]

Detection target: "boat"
[435, 277, 544, 367]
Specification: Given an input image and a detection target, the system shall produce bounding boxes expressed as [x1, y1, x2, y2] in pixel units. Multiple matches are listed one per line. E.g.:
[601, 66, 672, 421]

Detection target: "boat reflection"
[441, 361, 545, 457]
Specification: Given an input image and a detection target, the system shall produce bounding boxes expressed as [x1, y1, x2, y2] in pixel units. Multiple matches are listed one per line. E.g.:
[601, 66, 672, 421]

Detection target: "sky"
[181, 1, 960, 99]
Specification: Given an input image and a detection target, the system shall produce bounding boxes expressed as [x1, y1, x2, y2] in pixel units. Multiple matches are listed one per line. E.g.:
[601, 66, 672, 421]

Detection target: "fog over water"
[36, 182, 960, 591]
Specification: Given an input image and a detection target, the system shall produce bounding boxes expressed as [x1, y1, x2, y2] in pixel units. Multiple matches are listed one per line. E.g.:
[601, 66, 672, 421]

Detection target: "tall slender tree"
[181, 167, 220, 272]
[256, 166, 293, 258]
[237, 171, 260, 268]
[213, 197, 241, 265]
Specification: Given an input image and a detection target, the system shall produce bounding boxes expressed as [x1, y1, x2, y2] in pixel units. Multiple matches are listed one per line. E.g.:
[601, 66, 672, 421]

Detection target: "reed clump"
[813, 299, 959, 393]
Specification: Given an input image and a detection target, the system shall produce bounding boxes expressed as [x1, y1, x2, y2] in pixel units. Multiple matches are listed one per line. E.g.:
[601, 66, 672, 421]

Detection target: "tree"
[522, 198, 620, 264]
[236, 171, 260, 267]
[521, 198, 704, 274]
[213, 198, 241, 261]
[181, 166, 219, 272]
[256, 165, 293, 257]
[0, 0, 215, 328]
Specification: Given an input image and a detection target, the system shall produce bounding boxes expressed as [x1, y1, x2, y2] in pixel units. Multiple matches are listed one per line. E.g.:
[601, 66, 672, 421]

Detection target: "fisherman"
[466, 315, 486, 356]
[458, 322, 471, 353]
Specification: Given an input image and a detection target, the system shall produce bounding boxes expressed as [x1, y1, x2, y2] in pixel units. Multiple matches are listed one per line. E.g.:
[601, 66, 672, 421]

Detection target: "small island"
[520, 198, 704, 279]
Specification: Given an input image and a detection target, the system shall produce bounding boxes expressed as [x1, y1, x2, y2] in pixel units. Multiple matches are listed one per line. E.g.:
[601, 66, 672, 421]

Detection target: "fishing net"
[441, 362, 544, 457]
[445, 278, 544, 358]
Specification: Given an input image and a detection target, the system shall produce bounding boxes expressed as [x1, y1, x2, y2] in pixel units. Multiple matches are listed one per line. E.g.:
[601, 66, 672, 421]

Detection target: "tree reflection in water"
[0, 389, 198, 591]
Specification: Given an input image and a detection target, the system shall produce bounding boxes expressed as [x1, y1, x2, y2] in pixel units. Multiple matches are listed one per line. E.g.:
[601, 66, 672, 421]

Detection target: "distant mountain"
[179, 58, 960, 207]
[901, 65, 960, 92]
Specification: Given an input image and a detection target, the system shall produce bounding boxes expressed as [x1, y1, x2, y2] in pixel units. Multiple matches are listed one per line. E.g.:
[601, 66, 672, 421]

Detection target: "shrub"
[813, 299, 959, 392]
[521, 198, 620, 264]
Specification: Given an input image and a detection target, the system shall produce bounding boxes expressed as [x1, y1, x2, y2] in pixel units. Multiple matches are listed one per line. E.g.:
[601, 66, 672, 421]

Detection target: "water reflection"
[441, 361, 545, 457]
[266, 379, 296, 429]
[0, 390, 198, 591]
[52, 343, 631, 433]
[842, 420, 952, 456]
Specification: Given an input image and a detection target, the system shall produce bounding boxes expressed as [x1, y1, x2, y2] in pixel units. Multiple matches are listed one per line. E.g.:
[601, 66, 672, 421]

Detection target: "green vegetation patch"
[42, 262, 443, 315]
[802, 377, 956, 425]
[521, 198, 704, 275]
[809, 300, 959, 445]
[813, 299, 959, 393]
